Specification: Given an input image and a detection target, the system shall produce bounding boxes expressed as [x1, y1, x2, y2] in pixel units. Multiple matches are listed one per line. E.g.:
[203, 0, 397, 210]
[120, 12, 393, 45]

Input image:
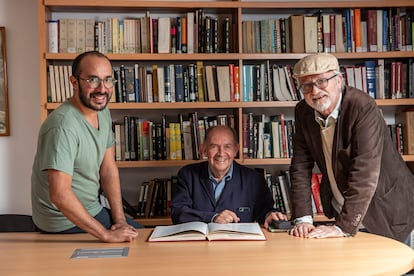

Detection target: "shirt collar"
[208, 163, 233, 184]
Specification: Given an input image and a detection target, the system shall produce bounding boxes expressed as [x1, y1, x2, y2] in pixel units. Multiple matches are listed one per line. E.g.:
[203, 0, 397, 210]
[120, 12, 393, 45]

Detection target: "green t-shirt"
[31, 101, 114, 232]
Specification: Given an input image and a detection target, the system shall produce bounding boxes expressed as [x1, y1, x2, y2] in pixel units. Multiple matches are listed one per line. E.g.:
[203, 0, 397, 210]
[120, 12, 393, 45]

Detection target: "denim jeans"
[58, 207, 143, 234]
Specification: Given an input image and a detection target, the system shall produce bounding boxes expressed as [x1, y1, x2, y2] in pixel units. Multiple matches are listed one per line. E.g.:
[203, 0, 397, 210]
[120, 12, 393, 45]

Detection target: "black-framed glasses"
[299, 74, 338, 94]
[78, 76, 117, 89]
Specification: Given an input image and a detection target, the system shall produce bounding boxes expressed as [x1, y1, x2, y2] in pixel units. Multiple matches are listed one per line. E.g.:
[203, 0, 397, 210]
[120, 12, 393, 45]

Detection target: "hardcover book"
[148, 222, 266, 242]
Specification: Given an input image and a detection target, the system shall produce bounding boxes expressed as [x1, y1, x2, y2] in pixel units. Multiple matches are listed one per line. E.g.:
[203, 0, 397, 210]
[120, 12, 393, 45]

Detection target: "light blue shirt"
[208, 164, 233, 201]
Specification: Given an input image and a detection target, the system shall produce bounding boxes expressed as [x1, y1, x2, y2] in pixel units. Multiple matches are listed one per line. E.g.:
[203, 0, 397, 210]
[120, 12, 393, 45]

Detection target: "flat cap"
[293, 53, 339, 79]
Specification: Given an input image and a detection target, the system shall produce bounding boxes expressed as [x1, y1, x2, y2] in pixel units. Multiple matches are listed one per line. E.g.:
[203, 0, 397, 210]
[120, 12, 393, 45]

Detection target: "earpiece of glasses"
[299, 74, 338, 94]
[78, 77, 117, 89]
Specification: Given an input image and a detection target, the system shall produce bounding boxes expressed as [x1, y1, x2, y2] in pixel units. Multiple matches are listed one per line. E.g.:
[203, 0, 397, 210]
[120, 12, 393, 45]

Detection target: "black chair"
[0, 214, 38, 232]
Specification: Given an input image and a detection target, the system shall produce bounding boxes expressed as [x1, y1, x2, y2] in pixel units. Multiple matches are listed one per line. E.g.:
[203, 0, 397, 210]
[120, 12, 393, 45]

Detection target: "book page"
[148, 221, 208, 242]
[206, 222, 266, 241]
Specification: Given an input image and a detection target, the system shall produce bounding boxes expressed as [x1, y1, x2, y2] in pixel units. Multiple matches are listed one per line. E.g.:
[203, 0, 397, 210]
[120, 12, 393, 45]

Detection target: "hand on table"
[213, 210, 240, 224]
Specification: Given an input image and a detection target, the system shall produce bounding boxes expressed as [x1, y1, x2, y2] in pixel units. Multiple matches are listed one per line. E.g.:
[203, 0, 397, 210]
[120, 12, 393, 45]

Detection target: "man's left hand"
[264, 212, 288, 229]
[307, 225, 345, 238]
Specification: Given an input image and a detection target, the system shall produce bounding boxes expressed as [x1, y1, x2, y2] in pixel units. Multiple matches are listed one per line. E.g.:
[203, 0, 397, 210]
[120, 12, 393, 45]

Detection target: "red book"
[311, 173, 324, 214]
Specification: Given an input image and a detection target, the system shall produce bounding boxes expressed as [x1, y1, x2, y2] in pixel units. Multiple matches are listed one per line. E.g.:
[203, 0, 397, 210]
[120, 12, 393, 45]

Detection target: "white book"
[277, 66, 293, 101]
[146, 72, 153, 103]
[148, 222, 266, 242]
[67, 65, 74, 98]
[157, 17, 171, 53]
[66, 18, 77, 53]
[53, 65, 62, 102]
[376, 59, 385, 99]
[376, 10, 383, 52]
[114, 124, 122, 161]
[205, 65, 217, 102]
[360, 21, 367, 53]
[48, 65, 57, 103]
[58, 18, 68, 53]
[58, 65, 67, 101]
[47, 20, 58, 53]
[85, 19, 95, 51]
[361, 66, 368, 93]
[157, 66, 165, 102]
[344, 66, 355, 87]
[272, 65, 284, 101]
[187, 12, 195, 54]
[354, 66, 363, 91]
[216, 65, 231, 102]
[271, 121, 281, 158]
[76, 19, 86, 53]
[303, 16, 318, 53]
[169, 64, 176, 103]
[62, 65, 71, 100]
[335, 14, 345, 53]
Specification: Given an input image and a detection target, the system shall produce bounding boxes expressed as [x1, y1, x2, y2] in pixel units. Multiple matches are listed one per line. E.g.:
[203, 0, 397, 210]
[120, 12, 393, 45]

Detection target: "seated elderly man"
[171, 125, 287, 229]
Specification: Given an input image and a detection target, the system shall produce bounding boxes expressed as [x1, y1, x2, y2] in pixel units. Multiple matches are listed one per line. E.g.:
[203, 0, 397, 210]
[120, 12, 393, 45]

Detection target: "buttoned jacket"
[171, 161, 276, 225]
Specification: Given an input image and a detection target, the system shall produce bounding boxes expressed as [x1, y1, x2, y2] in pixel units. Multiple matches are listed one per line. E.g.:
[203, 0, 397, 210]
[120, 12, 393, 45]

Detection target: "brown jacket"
[290, 86, 414, 242]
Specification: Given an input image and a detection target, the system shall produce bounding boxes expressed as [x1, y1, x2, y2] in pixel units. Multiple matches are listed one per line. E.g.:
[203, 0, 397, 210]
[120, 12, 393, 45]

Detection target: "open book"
[148, 221, 266, 242]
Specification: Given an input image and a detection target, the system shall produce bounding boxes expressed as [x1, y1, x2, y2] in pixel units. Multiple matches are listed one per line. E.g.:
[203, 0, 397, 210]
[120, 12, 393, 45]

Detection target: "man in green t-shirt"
[31, 51, 141, 242]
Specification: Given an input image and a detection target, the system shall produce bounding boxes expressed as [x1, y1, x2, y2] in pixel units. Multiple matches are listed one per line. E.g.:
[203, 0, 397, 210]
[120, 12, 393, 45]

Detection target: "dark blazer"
[171, 161, 276, 224]
[290, 86, 414, 242]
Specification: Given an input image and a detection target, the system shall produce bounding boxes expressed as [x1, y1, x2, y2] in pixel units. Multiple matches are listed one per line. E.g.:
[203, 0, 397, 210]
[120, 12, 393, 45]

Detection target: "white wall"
[0, 0, 40, 214]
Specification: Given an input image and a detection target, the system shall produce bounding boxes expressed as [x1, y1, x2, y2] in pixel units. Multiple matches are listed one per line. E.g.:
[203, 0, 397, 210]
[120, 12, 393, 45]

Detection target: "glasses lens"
[316, 78, 328, 89]
[87, 77, 100, 89]
[300, 83, 313, 94]
[103, 78, 115, 88]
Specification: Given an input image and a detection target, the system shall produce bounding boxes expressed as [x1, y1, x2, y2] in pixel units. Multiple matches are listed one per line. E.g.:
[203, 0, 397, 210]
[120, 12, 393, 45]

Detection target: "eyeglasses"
[78, 76, 117, 89]
[299, 74, 338, 94]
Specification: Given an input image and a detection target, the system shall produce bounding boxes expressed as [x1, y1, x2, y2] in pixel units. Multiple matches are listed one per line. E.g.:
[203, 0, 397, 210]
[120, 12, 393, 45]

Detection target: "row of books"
[47, 58, 414, 104]
[243, 113, 295, 159]
[260, 169, 323, 216]
[343, 59, 414, 100]
[113, 109, 414, 163]
[242, 8, 414, 54]
[136, 177, 174, 218]
[242, 63, 301, 102]
[113, 112, 235, 161]
[47, 64, 73, 103]
[47, 9, 233, 54]
[112, 62, 240, 104]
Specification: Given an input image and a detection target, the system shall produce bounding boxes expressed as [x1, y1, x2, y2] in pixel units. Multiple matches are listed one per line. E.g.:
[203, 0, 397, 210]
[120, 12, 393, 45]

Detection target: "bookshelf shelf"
[39, 0, 414, 225]
[46, 53, 243, 61]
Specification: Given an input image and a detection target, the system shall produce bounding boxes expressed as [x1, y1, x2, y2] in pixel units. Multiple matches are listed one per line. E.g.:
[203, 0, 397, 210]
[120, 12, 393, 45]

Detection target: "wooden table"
[0, 229, 412, 275]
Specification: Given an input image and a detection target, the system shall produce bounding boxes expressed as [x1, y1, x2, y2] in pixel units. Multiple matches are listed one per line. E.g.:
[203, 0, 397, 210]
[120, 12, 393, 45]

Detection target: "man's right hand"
[289, 222, 315, 238]
[213, 210, 240, 224]
[103, 225, 138, 242]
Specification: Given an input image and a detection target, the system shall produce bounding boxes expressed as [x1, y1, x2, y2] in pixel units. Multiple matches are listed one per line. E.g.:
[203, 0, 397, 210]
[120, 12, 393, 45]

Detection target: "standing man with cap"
[288, 53, 414, 244]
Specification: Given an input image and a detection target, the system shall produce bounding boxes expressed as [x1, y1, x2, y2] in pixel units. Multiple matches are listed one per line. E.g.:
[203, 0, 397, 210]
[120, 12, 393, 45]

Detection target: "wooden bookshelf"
[39, 0, 414, 225]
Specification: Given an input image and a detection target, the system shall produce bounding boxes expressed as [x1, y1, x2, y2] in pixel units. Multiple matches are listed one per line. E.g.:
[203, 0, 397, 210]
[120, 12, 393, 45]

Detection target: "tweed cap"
[293, 53, 339, 79]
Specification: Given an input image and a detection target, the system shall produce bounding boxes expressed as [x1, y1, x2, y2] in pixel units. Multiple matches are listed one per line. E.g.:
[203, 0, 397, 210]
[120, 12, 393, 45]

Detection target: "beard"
[306, 92, 333, 114]
[79, 86, 110, 111]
